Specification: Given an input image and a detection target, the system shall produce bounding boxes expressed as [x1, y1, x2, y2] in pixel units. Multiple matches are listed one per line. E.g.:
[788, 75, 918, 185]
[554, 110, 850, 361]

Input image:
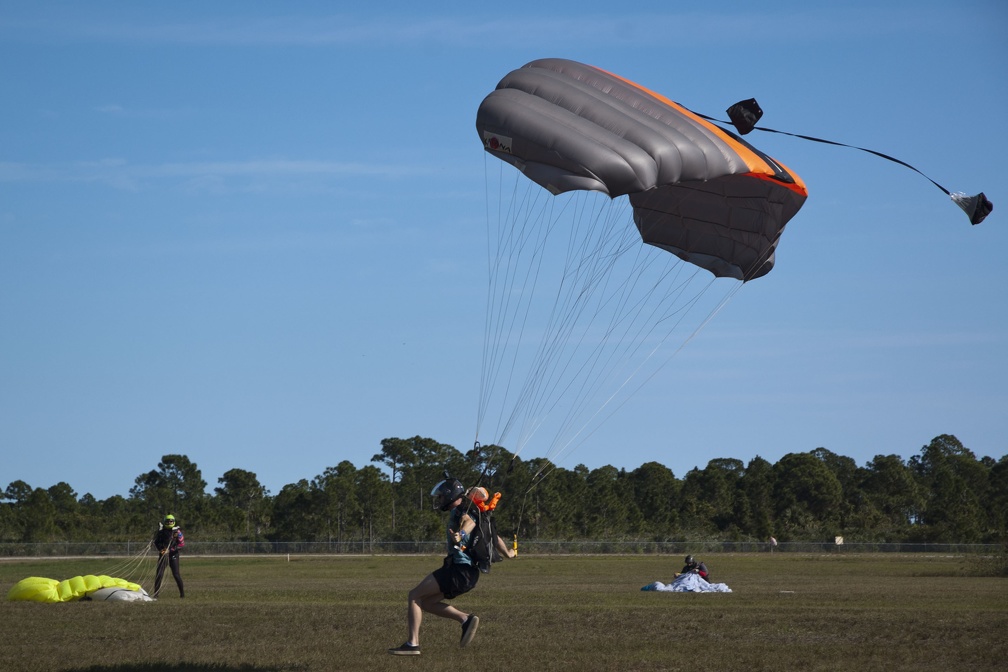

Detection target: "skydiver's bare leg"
[405, 573, 467, 645]
[418, 594, 467, 623]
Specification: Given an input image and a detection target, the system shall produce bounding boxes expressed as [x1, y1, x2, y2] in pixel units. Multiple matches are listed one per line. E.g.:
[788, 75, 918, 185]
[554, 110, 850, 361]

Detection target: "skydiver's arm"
[448, 512, 477, 546]
[494, 534, 516, 559]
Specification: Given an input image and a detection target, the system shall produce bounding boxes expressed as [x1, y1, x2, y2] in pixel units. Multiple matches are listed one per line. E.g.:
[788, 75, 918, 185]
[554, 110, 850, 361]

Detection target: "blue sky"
[2, 2, 1006, 500]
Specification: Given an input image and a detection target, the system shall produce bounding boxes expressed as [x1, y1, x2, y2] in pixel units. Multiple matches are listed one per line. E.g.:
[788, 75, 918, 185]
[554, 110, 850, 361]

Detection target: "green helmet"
[164, 514, 176, 528]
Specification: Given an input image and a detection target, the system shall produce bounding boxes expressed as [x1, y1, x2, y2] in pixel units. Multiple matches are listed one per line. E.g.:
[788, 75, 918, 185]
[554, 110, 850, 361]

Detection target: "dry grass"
[1, 553, 1005, 671]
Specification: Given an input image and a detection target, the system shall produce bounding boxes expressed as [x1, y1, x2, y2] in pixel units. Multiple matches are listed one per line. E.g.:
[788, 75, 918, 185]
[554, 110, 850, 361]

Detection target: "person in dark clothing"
[153, 513, 185, 598]
[680, 555, 710, 582]
[388, 479, 515, 656]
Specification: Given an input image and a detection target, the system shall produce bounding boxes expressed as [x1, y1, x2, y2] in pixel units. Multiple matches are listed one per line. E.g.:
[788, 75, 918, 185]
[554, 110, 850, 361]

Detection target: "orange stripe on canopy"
[595, 66, 807, 195]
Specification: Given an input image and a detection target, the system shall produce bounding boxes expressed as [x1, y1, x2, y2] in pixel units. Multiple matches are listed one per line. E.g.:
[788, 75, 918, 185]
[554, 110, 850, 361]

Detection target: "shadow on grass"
[971, 553, 1008, 577]
[73, 665, 309, 672]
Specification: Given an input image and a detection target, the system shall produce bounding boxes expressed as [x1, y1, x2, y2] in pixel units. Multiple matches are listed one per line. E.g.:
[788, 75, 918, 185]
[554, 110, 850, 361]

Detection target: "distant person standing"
[153, 513, 185, 598]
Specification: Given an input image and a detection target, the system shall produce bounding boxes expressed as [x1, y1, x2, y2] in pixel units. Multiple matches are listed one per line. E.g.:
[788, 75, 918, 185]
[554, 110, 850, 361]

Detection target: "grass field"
[1, 552, 1005, 671]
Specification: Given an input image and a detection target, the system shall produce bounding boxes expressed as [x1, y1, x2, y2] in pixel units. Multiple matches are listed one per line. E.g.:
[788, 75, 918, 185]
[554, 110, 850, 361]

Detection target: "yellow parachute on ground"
[7, 575, 152, 603]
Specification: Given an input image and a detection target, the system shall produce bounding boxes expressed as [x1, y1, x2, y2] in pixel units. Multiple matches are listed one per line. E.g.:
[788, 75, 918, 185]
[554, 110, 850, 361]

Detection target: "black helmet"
[431, 478, 465, 511]
[685, 555, 694, 565]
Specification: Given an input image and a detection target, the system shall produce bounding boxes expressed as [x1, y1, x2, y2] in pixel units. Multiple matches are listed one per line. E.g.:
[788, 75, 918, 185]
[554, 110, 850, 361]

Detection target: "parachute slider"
[726, 98, 762, 135]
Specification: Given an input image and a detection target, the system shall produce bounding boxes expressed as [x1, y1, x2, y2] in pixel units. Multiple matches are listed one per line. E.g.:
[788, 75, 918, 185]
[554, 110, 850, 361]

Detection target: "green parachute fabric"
[7, 575, 150, 603]
[476, 58, 808, 281]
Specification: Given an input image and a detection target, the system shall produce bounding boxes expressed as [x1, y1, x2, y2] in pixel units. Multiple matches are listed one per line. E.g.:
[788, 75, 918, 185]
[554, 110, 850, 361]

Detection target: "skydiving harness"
[453, 447, 518, 570]
[461, 495, 499, 574]
[466, 440, 564, 561]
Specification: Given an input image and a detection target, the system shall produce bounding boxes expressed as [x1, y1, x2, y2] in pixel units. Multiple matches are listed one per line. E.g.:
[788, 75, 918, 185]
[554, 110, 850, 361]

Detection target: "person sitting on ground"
[679, 555, 710, 582]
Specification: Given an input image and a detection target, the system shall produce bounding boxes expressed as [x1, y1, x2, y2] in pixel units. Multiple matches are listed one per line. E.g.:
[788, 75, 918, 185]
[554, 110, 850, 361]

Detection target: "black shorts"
[432, 557, 479, 599]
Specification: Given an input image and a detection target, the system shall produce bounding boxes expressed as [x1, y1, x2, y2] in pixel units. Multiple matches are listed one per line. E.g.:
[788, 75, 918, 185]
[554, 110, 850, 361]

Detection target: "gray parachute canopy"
[476, 59, 808, 281]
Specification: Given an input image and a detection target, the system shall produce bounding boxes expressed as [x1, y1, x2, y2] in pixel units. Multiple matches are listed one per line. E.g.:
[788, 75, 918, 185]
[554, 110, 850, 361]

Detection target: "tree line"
[2, 434, 1006, 545]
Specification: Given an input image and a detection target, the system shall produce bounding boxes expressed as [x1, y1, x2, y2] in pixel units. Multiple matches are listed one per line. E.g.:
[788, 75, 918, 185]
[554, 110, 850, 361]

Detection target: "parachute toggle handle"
[952, 192, 993, 225]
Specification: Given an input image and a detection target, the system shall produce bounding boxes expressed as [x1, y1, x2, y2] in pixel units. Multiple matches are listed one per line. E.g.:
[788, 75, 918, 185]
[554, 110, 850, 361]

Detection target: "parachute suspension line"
[485, 180, 747, 472]
[534, 207, 747, 469]
[478, 159, 552, 442]
[479, 156, 753, 476]
[481, 159, 546, 442]
[61, 536, 161, 597]
[548, 275, 744, 469]
[478, 153, 521, 443]
[529, 210, 688, 461]
[506, 193, 575, 446]
[138, 541, 163, 595]
[96, 537, 157, 591]
[477, 154, 508, 442]
[476, 152, 493, 445]
[500, 192, 637, 457]
[479, 157, 602, 453]
[495, 191, 587, 453]
[506, 193, 609, 447]
[484, 182, 569, 447]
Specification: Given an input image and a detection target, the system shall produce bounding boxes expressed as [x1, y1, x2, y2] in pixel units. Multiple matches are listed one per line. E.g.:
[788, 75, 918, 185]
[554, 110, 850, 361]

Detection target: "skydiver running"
[153, 513, 185, 599]
[388, 477, 516, 656]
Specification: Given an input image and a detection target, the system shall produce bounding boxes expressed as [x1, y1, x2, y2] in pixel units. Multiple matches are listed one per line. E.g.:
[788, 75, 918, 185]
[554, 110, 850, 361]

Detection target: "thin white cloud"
[92, 103, 199, 120]
[0, 158, 431, 191]
[93, 104, 126, 115]
[0, 8, 953, 49]
[152, 159, 423, 177]
[706, 326, 1001, 354]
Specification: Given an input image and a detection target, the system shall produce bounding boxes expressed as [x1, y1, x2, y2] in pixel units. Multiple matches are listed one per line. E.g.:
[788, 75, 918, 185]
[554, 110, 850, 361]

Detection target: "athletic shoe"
[388, 643, 421, 656]
[460, 615, 480, 648]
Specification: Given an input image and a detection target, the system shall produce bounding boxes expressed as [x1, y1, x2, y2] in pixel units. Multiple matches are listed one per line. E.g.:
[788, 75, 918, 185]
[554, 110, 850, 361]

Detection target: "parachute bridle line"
[694, 110, 992, 225]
